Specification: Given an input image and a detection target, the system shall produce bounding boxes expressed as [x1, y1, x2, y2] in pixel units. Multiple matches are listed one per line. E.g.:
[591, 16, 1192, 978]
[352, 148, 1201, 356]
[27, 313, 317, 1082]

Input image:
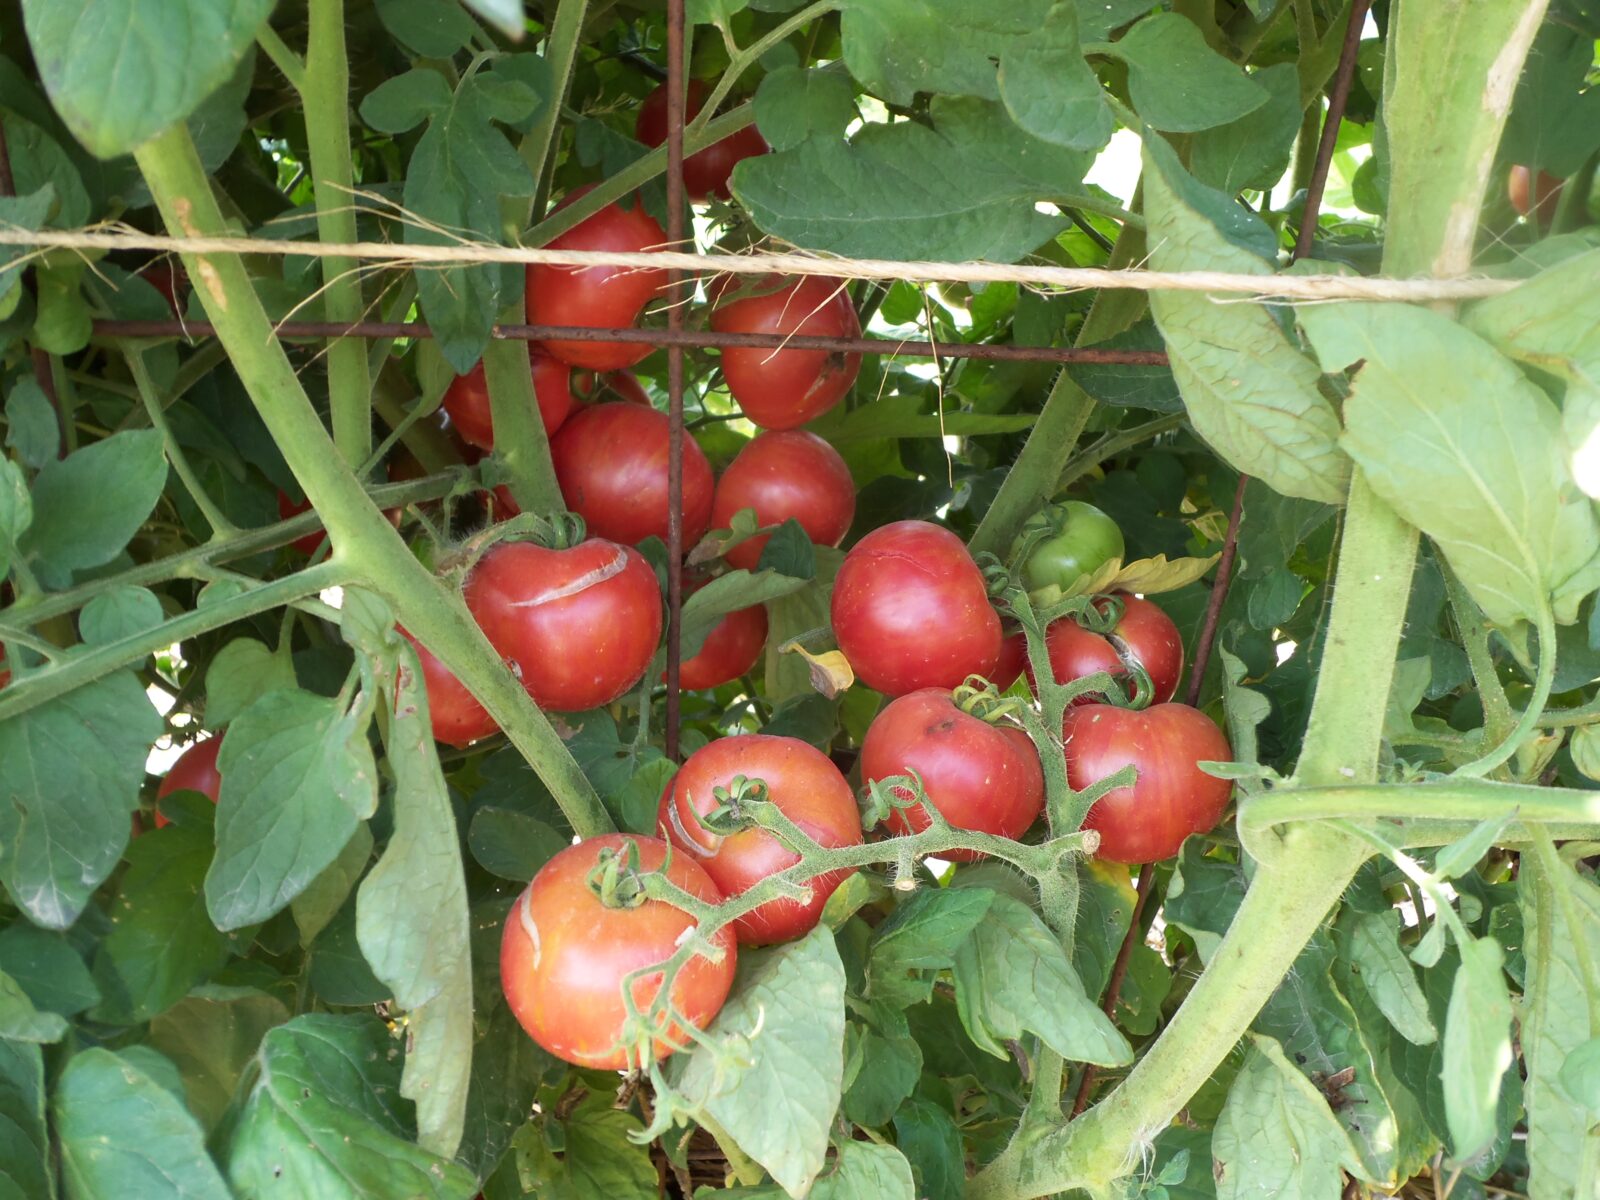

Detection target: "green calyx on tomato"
[1011, 500, 1124, 595]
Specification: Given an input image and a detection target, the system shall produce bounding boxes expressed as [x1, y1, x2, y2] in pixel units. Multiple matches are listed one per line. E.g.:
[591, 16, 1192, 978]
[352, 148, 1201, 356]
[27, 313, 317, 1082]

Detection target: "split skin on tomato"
[551, 401, 714, 547]
[440, 350, 590, 452]
[1033, 594, 1185, 705]
[861, 689, 1043, 861]
[711, 276, 861, 429]
[500, 834, 737, 1069]
[155, 736, 224, 828]
[465, 539, 662, 712]
[527, 185, 666, 371]
[1063, 702, 1232, 865]
[635, 79, 769, 201]
[400, 628, 499, 748]
[712, 430, 856, 571]
[658, 734, 862, 944]
[831, 520, 1002, 696]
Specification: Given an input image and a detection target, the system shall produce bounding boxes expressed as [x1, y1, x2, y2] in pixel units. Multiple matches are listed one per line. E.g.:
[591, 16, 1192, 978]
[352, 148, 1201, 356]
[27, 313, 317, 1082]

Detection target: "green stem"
[1235, 779, 1600, 838]
[255, 23, 308, 91]
[1444, 559, 1514, 747]
[305, 0, 373, 465]
[483, 330, 562, 513]
[0, 564, 347, 721]
[967, 373, 1096, 557]
[1058, 413, 1186, 490]
[698, 1, 837, 122]
[124, 344, 239, 537]
[133, 122, 612, 839]
[1454, 601, 1555, 778]
[519, 0, 591, 223]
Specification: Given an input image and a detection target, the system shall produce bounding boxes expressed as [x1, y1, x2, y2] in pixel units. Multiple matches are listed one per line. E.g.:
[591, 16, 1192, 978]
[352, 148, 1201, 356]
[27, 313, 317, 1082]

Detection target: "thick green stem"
[133, 123, 612, 838]
[483, 332, 562, 513]
[1240, 780, 1600, 842]
[697, 0, 836, 122]
[519, 0, 591, 222]
[304, 0, 373, 465]
[1444, 559, 1514, 746]
[125, 344, 239, 538]
[1058, 413, 1186, 490]
[968, 374, 1096, 557]
[1455, 601, 1556, 778]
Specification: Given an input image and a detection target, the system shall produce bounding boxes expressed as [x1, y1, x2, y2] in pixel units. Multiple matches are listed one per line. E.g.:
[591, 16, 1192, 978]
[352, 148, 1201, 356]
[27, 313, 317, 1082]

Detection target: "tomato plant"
[711, 277, 862, 429]
[500, 834, 737, 1068]
[1012, 500, 1125, 593]
[711, 430, 856, 570]
[658, 734, 861, 943]
[1034, 593, 1185, 705]
[636, 79, 769, 201]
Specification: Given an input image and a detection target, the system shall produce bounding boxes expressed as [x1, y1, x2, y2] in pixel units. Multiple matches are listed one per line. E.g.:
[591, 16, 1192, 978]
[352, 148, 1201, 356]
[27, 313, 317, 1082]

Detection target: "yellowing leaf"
[785, 642, 855, 698]
[1109, 553, 1221, 595]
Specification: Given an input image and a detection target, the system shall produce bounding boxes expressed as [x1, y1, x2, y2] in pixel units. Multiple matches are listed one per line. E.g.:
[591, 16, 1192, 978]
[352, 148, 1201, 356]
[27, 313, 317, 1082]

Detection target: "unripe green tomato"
[1011, 501, 1125, 593]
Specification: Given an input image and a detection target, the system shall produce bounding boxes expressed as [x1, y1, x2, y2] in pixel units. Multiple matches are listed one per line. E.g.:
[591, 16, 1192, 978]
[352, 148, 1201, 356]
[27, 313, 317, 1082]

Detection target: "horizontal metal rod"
[91, 318, 1170, 366]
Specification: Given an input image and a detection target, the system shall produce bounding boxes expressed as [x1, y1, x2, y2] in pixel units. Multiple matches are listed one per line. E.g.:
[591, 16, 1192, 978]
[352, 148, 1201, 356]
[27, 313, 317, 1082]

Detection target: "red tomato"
[500, 834, 736, 1068]
[155, 737, 224, 828]
[1508, 164, 1563, 225]
[551, 402, 714, 547]
[658, 735, 861, 944]
[1063, 702, 1232, 864]
[276, 490, 326, 556]
[440, 351, 583, 452]
[711, 431, 856, 571]
[1032, 594, 1184, 706]
[0, 640, 9, 689]
[400, 628, 498, 748]
[677, 602, 768, 691]
[991, 627, 1027, 690]
[831, 521, 1002, 696]
[466, 538, 662, 712]
[711, 277, 861, 429]
[527, 186, 666, 371]
[583, 369, 651, 407]
[861, 688, 1044, 860]
[138, 260, 187, 319]
[635, 79, 769, 201]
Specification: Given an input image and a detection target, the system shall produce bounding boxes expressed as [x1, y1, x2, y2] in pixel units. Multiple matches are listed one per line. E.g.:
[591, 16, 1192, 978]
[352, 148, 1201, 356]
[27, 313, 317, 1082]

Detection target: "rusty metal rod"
[90, 317, 1170, 365]
[664, 0, 688, 762]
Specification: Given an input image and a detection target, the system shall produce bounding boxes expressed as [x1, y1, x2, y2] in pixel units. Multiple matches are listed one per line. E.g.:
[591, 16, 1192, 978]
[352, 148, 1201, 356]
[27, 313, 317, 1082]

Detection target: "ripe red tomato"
[551, 402, 714, 547]
[276, 490, 326, 556]
[1033, 594, 1184, 705]
[677, 602, 768, 691]
[440, 351, 584, 452]
[155, 737, 223, 828]
[400, 628, 498, 748]
[658, 735, 861, 944]
[711, 277, 861, 429]
[466, 538, 662, 712]
[861, 688, 1044, 860]
[711, 431, 856, 571]
[635, 79, 769, 201]
[527, 186, 666, 371]
[500, 834, 737, 1068]
[1508, 164, 1563, 225]
[832, 520, 1002, 696]
[1063, 702, 1232, 864]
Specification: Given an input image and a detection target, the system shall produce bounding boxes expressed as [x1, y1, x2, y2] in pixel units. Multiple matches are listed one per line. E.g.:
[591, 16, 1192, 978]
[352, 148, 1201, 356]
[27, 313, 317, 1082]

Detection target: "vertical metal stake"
[663, 0, 688, 762]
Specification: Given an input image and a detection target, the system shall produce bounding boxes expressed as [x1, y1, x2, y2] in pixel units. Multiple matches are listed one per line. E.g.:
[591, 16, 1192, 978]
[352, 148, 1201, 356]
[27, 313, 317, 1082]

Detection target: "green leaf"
[680, 567, 809, 660]
[0, 969, 67, 1043]
[734, 96, 1089, 262]
[810, 1141, 916, 1200]
[764, 547, 841, 702]
[753, 67, 857, 153]
[4, 377, 58, 469]
[1189, 63, 1306, 193]
[55, 1047, 231, 1199]
[147, 990, 291, 1134]
[842, 1006, 923, 1127]
[0, 924, 99, 1019]
[290, 821, 372, 946]
[892, 1098, 965, 1200]
[1347, 910, 1437, 1046]
[0, 669, 161, 928]
[1164, 841, 1246, 964]
[1076, 0, 1164, 42]
[810, 392, 1039, 443]
[1521, 853, 1600, 1198]
[1215, 644, 1271, 790]
[516, 1083, 657, 1200]
[205, 637, 298, 729]
[839, 0, 1054, 105]
[865, 886, 994, 1008]
[79, 585, 164, 647]
[0, 187, 54, 314]
[226, 1014, 477, 1198]
[33, 262, 92, 356]
[355, 633, 474, 1159]
[1466, 247, 1600, 378]
[1211, 1035, 1364, 1200]
[1559, 1037, 1600, 1113]
[0, 457, 33, 581]
[19, 429, 168, 586]
[951, 892, 1132, 1067]
[458, 0, 523, 38]
[1434, 812, 1516, 880]
[1143, 137, 1349, 504]
[1, 112, 90, 229]
[1442, 936, 1515, 1161]
[673, 926, 847, 1198]
[998, 3, 1114, 152]
[467, 807, 567, 882]
[205, 688, 378, 931]
[1246, 567, 1305, 631]
[1072, 859, 1137, 1000]
[21, 0, 273, 158]
[0, 1038, 50, 1200]
[374, 0, 477, 57]
[90, 823, 231, 1025]
[360, 68, 455, 134]
[1100, 14, 1269, 132]
[1301, 302, 1600, 627]
[456, 999, 554, 1181]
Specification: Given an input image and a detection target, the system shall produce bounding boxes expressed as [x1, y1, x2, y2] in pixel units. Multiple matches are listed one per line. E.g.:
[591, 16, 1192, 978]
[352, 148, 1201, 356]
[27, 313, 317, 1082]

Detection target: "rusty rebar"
[664, 0, 688, 762]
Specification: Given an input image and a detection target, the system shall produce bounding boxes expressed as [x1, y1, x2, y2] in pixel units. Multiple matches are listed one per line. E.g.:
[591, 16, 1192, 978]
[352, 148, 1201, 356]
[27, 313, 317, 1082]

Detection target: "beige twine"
[0, 223, 1529, 302]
